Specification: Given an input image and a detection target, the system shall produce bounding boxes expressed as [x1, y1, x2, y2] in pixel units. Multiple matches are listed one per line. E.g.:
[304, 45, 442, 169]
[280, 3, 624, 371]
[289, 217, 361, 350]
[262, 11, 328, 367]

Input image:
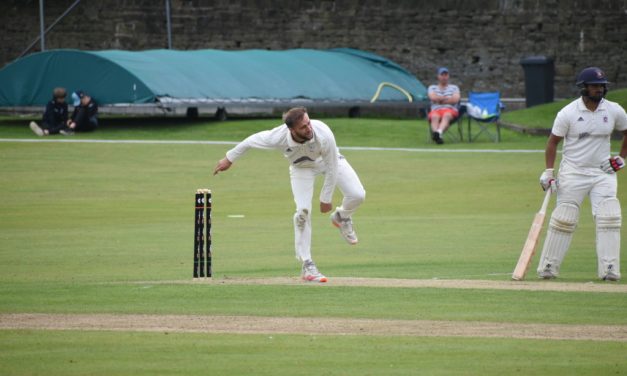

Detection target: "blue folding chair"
[466, 91, 503, 143]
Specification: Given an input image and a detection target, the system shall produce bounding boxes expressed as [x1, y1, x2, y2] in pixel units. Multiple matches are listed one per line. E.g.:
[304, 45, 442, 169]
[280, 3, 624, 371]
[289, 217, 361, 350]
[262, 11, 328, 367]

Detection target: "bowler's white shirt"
[553, 98, 627, 171]
[226, 119, 339, 203]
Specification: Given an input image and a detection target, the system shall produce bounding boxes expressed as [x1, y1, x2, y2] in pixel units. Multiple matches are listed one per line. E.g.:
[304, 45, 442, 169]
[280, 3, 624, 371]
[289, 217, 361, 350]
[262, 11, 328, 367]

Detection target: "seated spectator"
[67, 90, 98, 133]
[29, 87, 71, 136]
[427, 67, 461, 144]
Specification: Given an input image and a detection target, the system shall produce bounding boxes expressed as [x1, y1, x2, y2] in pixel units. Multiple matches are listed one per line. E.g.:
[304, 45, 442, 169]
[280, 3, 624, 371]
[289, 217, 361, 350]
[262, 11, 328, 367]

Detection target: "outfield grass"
[1, 113, 550, 148]
[1, 116, 626, 375]
[1, 330, 625, 376]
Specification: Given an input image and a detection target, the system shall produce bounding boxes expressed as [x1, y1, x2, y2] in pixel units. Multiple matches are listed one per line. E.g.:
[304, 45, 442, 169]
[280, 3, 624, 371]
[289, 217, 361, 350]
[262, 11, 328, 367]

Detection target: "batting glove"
[539, 168, 556, 192]
[600, 156, 625, 174]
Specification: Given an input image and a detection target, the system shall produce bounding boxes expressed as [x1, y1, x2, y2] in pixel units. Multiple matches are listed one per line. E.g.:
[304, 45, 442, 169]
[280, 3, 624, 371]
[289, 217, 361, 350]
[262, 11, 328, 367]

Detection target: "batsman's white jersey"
[226, 119, 365, 263]
[553, 98, 627, 171]
[226, 119, 339, 203]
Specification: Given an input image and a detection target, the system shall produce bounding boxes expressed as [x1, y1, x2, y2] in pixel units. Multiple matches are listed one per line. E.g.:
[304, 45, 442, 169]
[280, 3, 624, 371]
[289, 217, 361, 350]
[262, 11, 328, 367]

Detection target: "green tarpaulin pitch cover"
[0, 48, 426, 106]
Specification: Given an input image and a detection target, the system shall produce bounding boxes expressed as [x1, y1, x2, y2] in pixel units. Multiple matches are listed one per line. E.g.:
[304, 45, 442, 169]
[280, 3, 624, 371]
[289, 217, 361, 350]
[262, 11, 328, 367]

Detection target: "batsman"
[537, 67, 627, 281]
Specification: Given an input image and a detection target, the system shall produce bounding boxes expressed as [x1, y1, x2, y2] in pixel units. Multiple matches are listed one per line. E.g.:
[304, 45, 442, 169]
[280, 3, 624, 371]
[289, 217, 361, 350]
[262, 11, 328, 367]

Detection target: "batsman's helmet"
[576, 67, 608, 87]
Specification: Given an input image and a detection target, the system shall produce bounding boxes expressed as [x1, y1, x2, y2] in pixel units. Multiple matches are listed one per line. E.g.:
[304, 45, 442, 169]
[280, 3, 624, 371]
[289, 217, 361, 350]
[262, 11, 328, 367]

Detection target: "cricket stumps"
[193, 189, 212, 279]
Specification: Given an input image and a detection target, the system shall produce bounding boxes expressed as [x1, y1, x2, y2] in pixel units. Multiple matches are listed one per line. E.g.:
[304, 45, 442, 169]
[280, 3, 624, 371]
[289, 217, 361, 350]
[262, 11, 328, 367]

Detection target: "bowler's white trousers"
[290, 156, 365, 261]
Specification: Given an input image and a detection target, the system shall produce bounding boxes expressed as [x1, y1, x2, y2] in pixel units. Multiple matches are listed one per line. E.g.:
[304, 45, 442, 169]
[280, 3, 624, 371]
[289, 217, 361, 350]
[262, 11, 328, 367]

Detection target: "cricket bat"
[512, 189, 552, 281]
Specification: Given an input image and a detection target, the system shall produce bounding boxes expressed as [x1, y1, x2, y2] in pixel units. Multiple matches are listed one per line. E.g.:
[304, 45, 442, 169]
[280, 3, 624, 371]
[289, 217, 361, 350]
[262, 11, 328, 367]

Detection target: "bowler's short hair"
[283, 107, 308, 128]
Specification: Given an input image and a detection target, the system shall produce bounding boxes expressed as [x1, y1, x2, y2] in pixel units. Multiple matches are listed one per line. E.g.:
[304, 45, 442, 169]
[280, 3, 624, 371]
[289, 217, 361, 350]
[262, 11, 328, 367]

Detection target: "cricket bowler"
[213, 107, 366, 282]
[537, 67, 627, 281]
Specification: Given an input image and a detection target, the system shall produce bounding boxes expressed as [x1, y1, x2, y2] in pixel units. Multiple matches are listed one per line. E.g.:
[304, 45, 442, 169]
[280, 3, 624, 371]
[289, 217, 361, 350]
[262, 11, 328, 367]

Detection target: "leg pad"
[596, 198, 621, 279]
[537, 203, 580, 277]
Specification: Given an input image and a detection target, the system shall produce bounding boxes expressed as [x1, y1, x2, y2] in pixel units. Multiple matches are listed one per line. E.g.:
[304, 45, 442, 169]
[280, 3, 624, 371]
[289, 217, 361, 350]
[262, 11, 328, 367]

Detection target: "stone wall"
[1, 0, 625, 99]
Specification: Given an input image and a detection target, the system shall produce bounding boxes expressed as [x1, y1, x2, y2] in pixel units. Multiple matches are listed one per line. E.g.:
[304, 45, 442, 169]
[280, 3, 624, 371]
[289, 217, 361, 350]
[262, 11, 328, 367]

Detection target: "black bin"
[520, 56, 554, 107]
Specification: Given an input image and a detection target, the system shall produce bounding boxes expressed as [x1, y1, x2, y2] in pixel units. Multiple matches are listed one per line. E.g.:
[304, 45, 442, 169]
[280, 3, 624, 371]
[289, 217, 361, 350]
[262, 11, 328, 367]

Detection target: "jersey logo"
[604, 116, 608, 123]
[577, 117, 584, 121]
[285, 148, 292, 152]
[293, 156, 315, 164]
[578, 132, 590, 140]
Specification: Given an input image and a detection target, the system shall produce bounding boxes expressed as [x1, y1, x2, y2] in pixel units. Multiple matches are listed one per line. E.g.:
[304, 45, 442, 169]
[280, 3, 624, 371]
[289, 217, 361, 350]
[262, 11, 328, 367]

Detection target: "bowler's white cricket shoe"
[29, 121, 44, 136]
[603, 266, 620, 282]
[331, 211, 358, 245]
[301, 260, 327, 283]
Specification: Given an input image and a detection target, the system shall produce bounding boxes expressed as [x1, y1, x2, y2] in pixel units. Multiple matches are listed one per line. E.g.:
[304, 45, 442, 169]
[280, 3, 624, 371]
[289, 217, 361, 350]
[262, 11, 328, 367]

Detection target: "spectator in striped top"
[427, 67, 461, 144]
